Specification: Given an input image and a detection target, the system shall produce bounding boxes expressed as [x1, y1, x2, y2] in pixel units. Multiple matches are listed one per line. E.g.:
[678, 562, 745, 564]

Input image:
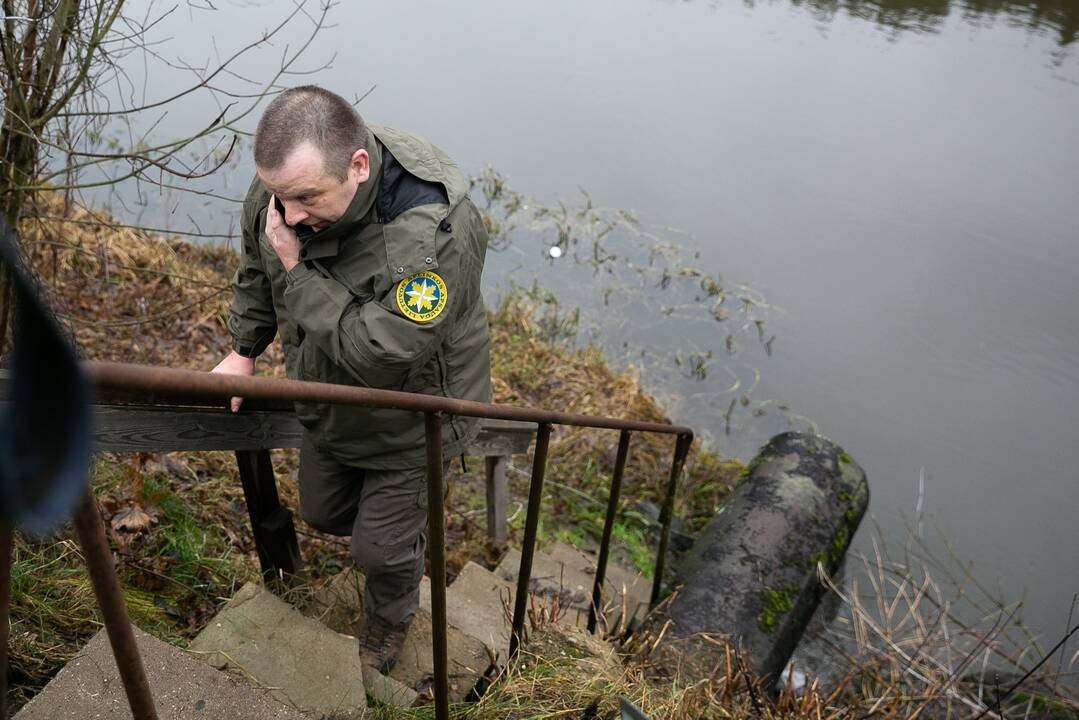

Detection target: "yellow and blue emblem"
[395, 270, 448, 323]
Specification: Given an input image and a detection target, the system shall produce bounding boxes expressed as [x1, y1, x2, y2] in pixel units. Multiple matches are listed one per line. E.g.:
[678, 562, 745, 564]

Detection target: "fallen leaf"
[153, 596, 181, 619]
[111, 505, 158, 533]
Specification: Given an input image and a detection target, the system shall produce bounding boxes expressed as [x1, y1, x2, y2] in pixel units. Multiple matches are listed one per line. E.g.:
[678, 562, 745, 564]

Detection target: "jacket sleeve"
[281, 213, 480, 389]
[227, 198, 278, 358]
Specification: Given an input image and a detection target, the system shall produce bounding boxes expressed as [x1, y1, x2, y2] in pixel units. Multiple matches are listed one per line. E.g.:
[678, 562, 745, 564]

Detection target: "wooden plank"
[485, 456, 509, 544]
[92, 405, 304, 452]
[0, 402, 535, 455]
[470, 419, 535, 456]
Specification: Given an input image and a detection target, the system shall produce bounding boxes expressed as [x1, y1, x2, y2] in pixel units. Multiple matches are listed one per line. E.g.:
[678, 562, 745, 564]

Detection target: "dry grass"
[17, 191, 279, 370]
[487, 285, 742, 558]
[361, 615, 849, 720]
[797, 529, 1079, 720]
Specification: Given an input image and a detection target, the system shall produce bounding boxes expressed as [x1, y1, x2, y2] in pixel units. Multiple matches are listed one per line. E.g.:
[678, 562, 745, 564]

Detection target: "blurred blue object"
[0, 220, 90, 534]
[619, 697, 651, 720]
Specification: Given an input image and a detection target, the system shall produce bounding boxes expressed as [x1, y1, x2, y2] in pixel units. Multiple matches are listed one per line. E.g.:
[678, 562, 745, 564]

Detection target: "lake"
[88, 0, 1079, 663]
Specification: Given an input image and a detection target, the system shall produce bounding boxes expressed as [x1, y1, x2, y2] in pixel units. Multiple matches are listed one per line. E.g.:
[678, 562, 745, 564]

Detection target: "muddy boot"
[358, 617, 411, 675]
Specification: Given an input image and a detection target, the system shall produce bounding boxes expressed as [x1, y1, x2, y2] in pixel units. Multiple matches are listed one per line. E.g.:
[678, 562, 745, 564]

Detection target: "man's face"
[256, 142, 370, 231]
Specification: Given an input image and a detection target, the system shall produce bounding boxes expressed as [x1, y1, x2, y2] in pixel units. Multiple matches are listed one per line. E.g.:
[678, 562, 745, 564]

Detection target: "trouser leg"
[351, 465, 429, 627]
[296, 435, 442, 628]
[296, 434, 364, 537]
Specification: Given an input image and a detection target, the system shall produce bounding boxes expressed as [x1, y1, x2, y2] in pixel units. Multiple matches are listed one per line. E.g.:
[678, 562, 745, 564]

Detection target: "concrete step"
[544, 541, 652, 631]
[419, 561, 515, 660]
[305, 565, 365, 636]
[14, 625, 309, 720]
[496, 541, 651, 633]
[296, 548, 635, 704]
[388, 599, 493, 702]
[304, 568, 492, 703]
[189, 581, 367, 719]
[300, 568, 418, 708]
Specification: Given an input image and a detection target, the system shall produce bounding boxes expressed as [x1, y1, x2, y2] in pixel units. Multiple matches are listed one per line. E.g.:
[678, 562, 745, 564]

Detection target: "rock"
[361, 665, 419, 709]
[189, 582, 367, 718]
[496, 542, 651, 634]
[388, 602, 493, 702]
[628, 501, 693, 553]
[644, 431, 869, 689]
[14, 625, 309, 719]
[420, 561, 515, 657]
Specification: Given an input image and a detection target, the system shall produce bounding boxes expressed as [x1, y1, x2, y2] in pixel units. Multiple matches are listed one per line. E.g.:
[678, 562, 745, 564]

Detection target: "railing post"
[588, 429, 632, 634]
[71, 491, 159, 720]
[1, 524, 11, 720]
[234, 449, 302, 583]
[650, 432, 692, 608]
[508, 423, 552, 662]
[424, 412, 449, 720]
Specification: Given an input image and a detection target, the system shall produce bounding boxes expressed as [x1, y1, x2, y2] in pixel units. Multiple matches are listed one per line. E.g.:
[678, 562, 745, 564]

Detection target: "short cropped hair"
[253, 86, 368, 181]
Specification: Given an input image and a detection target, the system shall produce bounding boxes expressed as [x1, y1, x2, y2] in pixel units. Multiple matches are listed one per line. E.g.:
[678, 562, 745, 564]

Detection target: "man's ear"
[350, 148, 370, 183]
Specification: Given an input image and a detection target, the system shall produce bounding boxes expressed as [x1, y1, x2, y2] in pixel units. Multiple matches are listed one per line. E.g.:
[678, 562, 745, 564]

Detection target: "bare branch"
[34, 1, 82, 115]
[29, 214, 235, 241]
[55, 0, 310, 120]
[35, 0, 126, 129]
[57, 285, 228, 327]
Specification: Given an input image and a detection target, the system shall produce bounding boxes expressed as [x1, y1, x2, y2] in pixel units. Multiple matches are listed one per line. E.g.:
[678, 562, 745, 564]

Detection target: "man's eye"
[297, 196, 312, 205]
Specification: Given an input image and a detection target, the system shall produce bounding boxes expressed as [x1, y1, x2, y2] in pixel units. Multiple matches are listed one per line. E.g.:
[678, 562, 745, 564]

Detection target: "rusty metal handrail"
[85, 362, 693, 436]
[4, 361, 694, 720]
[587, 429, 631, 634]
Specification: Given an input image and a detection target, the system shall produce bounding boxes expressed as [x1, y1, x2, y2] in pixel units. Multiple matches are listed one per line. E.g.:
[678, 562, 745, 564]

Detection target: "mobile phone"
[272, 196, 314, 241]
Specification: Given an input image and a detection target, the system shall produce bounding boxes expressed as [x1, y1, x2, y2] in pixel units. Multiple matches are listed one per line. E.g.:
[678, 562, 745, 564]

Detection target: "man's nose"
[282, 201, 308, 227]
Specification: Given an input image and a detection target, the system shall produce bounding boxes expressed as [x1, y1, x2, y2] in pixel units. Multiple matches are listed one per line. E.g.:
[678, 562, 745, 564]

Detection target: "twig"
[56, 286, 227, 328]
[1056, 594, 1077, 687]
[819, 565, 1001, 718]
[970, 623, 1079, 720]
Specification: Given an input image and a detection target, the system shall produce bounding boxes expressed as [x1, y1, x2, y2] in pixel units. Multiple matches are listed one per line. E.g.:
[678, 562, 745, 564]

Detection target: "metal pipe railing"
[507, 423, 552, 662]
[423, 413, 450, 719]
[651, 433, 693, 607]
[2, 361, 694, 720]
[587, 429, 632, 634]
[69, 492, 159, 720]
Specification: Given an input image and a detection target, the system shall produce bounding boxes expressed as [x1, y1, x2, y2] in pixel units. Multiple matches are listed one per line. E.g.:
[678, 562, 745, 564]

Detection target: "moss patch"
[758, 584, 800, 635]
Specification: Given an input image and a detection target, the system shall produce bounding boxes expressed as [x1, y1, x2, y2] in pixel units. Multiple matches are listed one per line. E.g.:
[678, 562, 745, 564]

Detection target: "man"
[211, 86, 492, 673]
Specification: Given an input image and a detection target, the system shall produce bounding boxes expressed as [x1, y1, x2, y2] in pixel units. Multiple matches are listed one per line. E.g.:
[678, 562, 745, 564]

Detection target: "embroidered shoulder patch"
[395, 271, 448, 323]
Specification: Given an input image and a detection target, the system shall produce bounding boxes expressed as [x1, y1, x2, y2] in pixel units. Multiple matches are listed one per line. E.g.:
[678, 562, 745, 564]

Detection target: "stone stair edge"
[14, 624, 312, 720]
[15, 540, 639, 718]
[189, 580, 368, 718]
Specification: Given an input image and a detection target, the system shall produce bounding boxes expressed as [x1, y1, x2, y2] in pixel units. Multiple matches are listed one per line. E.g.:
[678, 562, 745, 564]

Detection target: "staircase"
[15, 541, 650, 719]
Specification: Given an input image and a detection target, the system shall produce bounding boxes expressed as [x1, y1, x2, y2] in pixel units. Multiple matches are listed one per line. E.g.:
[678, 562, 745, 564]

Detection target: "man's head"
[254, 86, 370, 230]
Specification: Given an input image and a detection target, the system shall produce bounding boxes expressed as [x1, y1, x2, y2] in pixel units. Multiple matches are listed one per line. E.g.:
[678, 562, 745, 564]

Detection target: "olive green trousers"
[297, 434, 439, 627]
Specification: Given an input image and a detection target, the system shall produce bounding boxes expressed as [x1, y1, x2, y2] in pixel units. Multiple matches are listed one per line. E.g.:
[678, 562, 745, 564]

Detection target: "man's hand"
[211, 351, 255, 413]
[266, 195, 301, 272]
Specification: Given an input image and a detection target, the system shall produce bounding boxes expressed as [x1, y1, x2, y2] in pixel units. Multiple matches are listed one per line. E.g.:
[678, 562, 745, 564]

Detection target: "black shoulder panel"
[376, 144, 449, 223]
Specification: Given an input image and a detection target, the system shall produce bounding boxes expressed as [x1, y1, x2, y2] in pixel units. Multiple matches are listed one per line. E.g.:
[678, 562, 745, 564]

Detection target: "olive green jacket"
[227, 124, 492, 469]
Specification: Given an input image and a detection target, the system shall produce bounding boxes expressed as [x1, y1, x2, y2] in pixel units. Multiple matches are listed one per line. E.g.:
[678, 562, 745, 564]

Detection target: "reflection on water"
[768, 0, 1078, 47]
